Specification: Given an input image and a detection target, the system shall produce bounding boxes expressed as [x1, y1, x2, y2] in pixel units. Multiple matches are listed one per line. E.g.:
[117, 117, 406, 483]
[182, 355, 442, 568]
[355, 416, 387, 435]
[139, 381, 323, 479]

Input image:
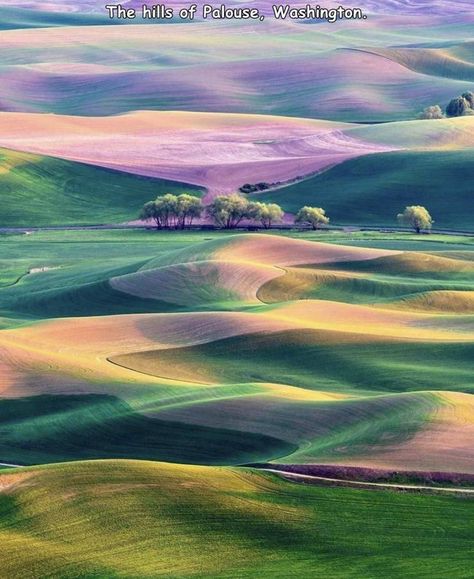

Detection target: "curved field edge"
[251, 463, 474, 488]
[0, 394, 296, 466]
[109, 329, 474, 394]
[1, 231, 473, 473]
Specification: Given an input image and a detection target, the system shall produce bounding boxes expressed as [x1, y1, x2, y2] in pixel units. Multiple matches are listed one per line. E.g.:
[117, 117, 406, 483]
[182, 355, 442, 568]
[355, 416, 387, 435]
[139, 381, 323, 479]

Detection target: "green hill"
[253, 149, 474, 230]
[0, 148, 203, 227]
[112, 329, 474, 395]
[0, 460, 473, 578]
[0, 395, 293, 466]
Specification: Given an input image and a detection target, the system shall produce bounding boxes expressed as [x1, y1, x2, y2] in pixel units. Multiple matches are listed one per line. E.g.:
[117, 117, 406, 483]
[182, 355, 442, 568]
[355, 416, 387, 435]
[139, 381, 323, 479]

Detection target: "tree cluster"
[239, 182, 271, 194]
[446, 91, 474, 118]
[140, 193, 202, 229]
[140, 196, 434, 235]
[419, 90, 474, 119]
[419, 105, 444, 120]
[141, 194, 332, 230]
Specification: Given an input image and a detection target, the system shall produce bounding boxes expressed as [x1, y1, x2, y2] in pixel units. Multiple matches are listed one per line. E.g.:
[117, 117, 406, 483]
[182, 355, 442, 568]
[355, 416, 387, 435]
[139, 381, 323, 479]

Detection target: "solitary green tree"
[397, 205, 433, 234]
[295, 206, 330, 230]
[248, 201, 284, 229]
[206, 194, 252, 229]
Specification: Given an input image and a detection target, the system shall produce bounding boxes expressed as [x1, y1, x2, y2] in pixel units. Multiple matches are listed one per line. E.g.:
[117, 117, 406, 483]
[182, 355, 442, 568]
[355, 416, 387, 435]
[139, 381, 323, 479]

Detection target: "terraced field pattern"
[1, 0, 474, 577]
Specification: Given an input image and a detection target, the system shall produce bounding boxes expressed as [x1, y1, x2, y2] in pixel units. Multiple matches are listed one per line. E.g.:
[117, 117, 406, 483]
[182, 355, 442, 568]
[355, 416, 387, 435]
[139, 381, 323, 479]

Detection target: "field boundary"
[260, 468, 474, 495]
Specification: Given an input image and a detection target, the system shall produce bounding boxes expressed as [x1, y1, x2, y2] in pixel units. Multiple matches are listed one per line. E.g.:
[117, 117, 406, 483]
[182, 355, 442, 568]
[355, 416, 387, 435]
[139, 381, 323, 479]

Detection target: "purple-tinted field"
[0, 4, 472, 121]
[0, 111, 396, 196]
[256, 463, 474, 486]
[5, 0, 474, 16]
[0, 2, 473, 576]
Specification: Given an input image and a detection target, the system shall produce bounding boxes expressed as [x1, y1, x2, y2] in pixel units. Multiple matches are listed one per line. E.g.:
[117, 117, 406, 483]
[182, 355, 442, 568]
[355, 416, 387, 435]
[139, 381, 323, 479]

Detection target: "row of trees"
[420, 90, 474, 119]
[140, 194, 330, 230]
[141, 195, 433, 233]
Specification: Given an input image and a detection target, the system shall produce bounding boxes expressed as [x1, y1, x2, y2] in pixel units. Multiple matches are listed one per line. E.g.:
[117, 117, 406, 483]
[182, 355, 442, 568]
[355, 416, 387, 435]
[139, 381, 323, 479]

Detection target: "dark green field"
[253, 150, 474, 230]
[0, 149, 203, 227]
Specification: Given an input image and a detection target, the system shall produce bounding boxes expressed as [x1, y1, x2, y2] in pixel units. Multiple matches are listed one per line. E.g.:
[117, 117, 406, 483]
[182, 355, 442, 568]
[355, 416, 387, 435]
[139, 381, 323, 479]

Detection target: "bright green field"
[115, 329, 474, 395]
[0, 460, 473, 578]
[1, 229, 473, 320]
[0, 149, 203, 227]
[1, 229, 474, 576]
[253, 149, 474, 230]
[0, 394, 294, 466]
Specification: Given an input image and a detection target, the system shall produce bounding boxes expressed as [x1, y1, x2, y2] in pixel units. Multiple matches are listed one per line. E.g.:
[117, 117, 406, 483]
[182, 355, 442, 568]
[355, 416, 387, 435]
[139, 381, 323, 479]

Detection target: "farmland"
[1, 0, 474, 576]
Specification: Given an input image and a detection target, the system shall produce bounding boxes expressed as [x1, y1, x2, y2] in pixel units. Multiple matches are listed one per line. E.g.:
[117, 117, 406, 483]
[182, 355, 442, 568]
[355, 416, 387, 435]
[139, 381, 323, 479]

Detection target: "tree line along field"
[1, 145, 473, 232]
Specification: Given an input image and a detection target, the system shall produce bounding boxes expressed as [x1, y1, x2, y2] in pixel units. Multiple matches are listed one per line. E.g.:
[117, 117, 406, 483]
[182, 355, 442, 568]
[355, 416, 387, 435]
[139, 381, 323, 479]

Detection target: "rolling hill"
[0, 222, 473, 576]
[1, 231, 473, 475]
[0, 15, 473, 120]
[1, 0, 474, 574]
[0, 459, 473, 578]
[253, 149, 474, 229]
[0, 148, 203, 226]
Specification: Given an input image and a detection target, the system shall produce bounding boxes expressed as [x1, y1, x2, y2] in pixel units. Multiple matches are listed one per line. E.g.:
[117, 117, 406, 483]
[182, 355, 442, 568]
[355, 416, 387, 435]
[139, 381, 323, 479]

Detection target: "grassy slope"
[112, 329, 474, 395]
[0, 395, 294, 466]
[0, 231, 473, 472]
[0, 459, 473, 578]
[0, 231, 243, 320]
[253, 149, 474, 229]
[152, 390, 438, 461]
[3, 230, 473, 320]
[259, 252, 474, 306]
[0, 231, 249, 320]
[0, 148, 203, 226]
